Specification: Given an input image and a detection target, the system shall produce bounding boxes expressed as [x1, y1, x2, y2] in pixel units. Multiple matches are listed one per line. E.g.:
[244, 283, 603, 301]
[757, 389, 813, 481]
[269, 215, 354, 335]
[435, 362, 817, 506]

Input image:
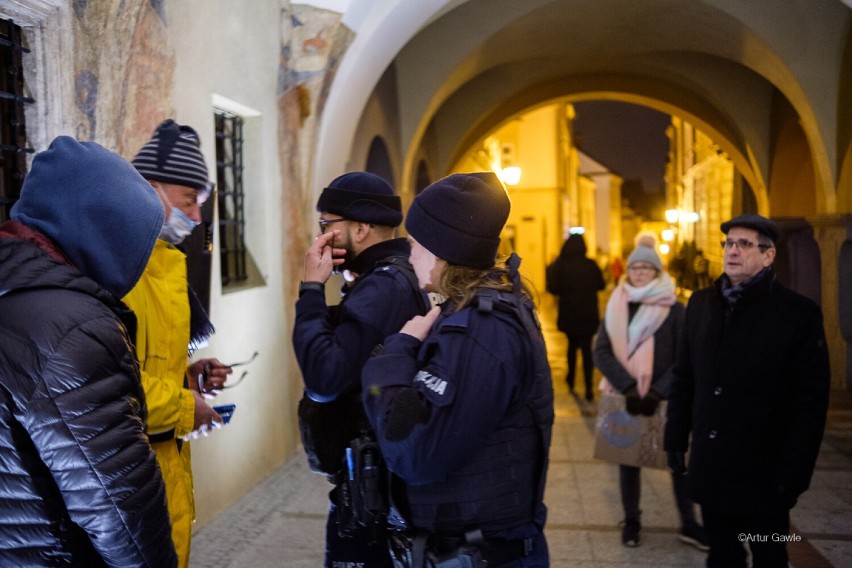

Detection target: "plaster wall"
[165, 0, 294, 528]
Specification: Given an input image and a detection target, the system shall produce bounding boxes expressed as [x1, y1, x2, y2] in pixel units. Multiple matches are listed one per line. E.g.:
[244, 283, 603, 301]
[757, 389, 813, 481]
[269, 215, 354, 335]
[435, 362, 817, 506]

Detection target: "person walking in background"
[362, 172, 554, 567]
[546, 232, 605, 401]
[293, 172, 426, 567]
[0, 136, 177, 566]
[124, 119, 233, 568]
[610, 256, 624, 287]
[693, 249, 711, 289]
[593, 235, 708, 551]
[665, 214, 830, 568]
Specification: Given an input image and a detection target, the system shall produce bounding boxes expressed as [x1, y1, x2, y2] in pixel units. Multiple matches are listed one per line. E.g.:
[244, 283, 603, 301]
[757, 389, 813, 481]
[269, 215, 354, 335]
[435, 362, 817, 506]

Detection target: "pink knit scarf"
[602, 275, 676, 397]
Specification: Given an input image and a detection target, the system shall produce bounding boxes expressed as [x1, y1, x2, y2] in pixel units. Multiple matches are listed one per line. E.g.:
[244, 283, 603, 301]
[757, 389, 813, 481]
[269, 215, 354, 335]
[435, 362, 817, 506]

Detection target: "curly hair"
[438, 254, 535, 311]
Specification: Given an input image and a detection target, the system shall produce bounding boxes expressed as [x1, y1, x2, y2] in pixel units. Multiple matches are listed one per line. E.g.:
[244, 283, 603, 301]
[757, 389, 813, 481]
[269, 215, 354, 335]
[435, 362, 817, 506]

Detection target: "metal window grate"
[214, 110, 247, 286]
[0, 18, 34, 222]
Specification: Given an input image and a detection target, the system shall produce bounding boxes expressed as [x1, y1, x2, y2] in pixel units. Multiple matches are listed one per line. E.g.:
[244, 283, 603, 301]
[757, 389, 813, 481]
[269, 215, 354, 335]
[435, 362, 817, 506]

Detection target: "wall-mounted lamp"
[665, 209, 680, 224]
[500, 166, 522, 186]
[662, 229, 675, 242]
[660, 243, 671, 255]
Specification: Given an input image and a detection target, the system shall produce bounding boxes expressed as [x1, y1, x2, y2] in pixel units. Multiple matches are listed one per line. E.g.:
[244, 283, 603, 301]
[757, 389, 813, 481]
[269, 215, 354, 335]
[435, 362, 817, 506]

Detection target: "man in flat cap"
[293, 172, 427, 567]
[664, 213, 830, 567]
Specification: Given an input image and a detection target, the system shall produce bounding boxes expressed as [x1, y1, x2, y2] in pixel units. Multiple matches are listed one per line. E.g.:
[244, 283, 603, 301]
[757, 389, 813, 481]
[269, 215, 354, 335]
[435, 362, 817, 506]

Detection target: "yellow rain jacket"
[123, 239, 196, 568]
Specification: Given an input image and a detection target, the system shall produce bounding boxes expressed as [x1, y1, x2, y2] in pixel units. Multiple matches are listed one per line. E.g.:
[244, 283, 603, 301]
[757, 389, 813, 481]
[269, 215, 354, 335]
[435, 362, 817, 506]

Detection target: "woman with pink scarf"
[593, 236, 708, 551]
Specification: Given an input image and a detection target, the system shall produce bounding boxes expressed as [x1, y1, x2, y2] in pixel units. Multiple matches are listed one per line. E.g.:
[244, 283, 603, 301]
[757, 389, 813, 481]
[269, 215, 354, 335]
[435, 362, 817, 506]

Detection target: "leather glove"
[639, 389, 662, 416]
[667, 451, 687, 475]
[623, 385, 642, 415]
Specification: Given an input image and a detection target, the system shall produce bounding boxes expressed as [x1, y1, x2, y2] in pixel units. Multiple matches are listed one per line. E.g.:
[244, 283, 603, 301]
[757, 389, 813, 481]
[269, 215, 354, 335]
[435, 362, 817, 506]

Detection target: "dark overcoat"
[546, 235, 605, 336]
[664, 273, 830, 513]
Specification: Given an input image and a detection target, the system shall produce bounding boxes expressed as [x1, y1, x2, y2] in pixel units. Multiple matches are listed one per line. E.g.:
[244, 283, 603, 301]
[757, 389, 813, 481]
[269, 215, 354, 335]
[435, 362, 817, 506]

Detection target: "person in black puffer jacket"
[0, 136, 177, 567]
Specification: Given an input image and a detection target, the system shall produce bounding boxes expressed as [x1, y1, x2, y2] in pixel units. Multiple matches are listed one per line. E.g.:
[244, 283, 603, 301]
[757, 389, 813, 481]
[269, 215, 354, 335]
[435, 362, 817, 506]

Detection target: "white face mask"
[155, 184, 199, 244]
[161, 207, 198, 244]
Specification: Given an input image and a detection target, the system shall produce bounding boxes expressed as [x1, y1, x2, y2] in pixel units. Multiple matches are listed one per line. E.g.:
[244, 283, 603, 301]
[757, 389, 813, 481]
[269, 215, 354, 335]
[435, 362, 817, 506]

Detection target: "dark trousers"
[619, 465, 698, 529]
[566, 334, 594, 397]
[701, 504, 790, 568]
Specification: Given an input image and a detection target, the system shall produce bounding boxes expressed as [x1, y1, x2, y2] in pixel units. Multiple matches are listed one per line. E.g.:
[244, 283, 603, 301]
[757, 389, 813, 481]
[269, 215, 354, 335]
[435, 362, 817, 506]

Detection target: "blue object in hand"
[213, 404, 236, 425]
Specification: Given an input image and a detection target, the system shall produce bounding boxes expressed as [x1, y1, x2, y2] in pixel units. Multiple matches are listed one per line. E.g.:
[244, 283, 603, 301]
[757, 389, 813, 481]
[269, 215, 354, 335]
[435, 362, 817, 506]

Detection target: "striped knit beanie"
[131, 119, 211, 194]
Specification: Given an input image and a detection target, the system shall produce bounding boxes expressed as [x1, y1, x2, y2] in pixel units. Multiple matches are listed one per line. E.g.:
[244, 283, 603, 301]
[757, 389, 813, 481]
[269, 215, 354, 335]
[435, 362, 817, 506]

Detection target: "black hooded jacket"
[0, 136, 174, 567]
[0, 231, 176, 567]
[546, 234, 605, 336]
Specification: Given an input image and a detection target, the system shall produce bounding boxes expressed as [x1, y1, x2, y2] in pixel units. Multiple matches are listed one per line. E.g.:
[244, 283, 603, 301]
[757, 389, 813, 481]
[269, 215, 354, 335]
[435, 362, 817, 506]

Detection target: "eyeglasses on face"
[721, 238, 771, 252]
[318, 218, 348, 234]
[197, 181, 215, 205]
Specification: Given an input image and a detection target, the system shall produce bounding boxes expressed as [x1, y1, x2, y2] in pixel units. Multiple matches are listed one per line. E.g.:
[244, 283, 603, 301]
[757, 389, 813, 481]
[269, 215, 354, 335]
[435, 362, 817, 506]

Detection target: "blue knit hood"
[11, 136, 165, 298]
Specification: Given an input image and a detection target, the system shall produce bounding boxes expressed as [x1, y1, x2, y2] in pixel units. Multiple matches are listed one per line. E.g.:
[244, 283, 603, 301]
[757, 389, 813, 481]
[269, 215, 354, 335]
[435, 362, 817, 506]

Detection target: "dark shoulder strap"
[374, 255, 429, 312]
[472, 284, 553, 521]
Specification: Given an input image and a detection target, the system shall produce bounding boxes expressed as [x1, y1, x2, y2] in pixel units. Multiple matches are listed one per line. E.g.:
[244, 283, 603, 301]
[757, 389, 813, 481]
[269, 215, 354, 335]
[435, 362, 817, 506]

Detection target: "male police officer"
[293, 172, 426, 567]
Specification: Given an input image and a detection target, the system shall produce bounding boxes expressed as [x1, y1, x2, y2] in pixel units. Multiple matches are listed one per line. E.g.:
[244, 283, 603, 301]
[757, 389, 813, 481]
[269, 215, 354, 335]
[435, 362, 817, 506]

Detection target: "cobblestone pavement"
[190, 309, 852, 567]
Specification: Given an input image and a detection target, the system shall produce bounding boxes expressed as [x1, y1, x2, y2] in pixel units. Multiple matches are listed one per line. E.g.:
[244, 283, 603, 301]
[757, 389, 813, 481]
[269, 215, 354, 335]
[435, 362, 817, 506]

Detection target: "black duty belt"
[148, 429, 176, 444]
[431, 534, 534, 564]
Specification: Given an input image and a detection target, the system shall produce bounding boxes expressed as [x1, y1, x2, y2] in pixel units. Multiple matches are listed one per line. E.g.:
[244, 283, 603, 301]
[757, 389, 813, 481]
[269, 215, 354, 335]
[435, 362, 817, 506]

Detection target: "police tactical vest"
[404, 288, 554, 536]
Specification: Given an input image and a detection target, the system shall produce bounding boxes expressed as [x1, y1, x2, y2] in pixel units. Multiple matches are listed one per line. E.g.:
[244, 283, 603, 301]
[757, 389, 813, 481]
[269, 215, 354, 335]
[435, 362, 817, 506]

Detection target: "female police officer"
[361, 172, 554, 567]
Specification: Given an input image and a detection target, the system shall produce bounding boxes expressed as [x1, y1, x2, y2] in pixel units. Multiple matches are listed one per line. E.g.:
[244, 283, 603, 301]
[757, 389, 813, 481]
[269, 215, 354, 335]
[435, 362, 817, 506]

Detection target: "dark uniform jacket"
[362, 290, 554, 539]
[0, 228, 176, 567]
[664, 273, 830, 513]
[293, 238, 425, 401]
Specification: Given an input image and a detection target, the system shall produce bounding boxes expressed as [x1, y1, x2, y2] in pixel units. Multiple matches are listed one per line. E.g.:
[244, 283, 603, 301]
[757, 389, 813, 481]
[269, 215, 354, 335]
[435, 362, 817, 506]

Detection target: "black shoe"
[678, 525, 709, 552]
[621, 520, 640, 547]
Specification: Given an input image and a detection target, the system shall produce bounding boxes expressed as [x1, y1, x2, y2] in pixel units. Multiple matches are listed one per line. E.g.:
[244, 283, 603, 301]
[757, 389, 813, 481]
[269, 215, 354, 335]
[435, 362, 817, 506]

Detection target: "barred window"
[0, 18, 34, 222]
[214, 108, 263, 291]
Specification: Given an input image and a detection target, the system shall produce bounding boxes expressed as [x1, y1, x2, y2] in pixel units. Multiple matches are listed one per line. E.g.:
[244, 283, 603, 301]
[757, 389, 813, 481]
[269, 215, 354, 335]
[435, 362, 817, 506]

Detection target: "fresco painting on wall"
[278, 4, 354, 283]
[69, 0, 174, 155]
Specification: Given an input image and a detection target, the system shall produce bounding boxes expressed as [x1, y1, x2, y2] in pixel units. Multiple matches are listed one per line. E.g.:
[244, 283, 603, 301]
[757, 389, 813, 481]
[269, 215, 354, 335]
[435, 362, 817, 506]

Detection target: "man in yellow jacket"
[124, 119, 233, 568]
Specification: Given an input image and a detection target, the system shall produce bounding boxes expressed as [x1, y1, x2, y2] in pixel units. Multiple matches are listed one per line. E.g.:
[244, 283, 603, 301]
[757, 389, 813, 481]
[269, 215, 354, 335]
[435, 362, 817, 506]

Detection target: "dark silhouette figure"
[547, 233, 605, 401]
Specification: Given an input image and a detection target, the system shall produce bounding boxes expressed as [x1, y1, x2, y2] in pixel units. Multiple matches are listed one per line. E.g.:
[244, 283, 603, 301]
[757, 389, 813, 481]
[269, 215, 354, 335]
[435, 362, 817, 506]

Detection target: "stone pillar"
[810, 214, 852, 390]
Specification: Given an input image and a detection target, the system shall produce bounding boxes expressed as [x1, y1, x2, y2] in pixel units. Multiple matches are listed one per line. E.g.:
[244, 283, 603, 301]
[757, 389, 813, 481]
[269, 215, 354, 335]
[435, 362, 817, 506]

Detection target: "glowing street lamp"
[500, 166, 522, 186]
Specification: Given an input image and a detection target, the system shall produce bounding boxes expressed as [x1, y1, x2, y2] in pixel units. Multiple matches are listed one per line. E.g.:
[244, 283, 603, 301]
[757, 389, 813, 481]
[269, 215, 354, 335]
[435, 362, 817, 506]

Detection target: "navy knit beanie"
[131, 119, 211, 193]
[405, 172, 510, 269]
[316, 172, 402, 227]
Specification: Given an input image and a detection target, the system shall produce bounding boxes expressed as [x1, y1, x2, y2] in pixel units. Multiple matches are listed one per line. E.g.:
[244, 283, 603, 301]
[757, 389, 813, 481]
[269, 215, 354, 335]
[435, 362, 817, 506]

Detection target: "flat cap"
[720, 213, 780, 243]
